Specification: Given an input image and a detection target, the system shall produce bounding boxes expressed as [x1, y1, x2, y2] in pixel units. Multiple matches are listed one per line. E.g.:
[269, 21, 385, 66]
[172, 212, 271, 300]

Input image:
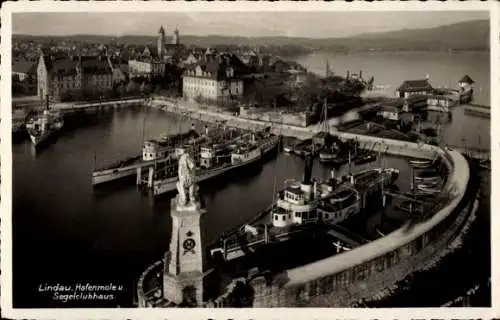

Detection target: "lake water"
[12, 51, 490, 308]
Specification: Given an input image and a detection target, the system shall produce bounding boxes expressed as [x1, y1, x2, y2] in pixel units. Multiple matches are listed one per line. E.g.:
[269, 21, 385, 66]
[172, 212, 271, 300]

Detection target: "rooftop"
[12, 60, 37, 74]
[397, 79, 433, 92]
[459, 74, 475, 84]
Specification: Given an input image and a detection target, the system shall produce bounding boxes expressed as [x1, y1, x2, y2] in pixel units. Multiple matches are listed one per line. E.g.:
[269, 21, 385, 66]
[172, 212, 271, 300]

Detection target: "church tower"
[158, 25, 166, 58]
[172, 27, 180, 45]
[163, 193, 206, 306]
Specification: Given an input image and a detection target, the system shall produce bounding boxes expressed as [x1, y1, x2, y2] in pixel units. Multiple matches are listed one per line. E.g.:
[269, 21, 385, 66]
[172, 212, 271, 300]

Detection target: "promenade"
[150, 97, 326, 140]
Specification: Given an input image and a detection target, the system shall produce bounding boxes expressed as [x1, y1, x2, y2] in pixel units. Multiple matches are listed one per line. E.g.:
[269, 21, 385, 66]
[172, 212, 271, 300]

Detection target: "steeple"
[172, 26, 180, 45]
[158, 25, 166, 59]
[158, 25, 166, 36]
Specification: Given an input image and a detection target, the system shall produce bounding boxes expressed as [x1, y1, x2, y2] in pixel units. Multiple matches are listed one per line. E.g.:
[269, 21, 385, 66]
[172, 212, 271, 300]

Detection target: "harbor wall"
[145, 97, 475, 307]
[136, 259, 164, 307]
[150, 97, 447, 159]
[52, 97, 146, 114]
[245, 148, 471, 307]
[335, 132, 439, 159]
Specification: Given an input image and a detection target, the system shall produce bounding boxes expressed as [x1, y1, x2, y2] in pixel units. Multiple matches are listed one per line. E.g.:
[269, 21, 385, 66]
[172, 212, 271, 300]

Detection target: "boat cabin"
[231, 145, 260, 164]
[317, 188, 360, 223]
[143, 140, 172, 161]
[199, 144, 230, 168]
[273, 182, 319, 228]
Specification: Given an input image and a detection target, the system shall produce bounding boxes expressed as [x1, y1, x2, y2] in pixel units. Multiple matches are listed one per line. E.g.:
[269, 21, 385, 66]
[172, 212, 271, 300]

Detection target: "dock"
[447, 145, 490, 161]
[52, 97, 146, 115]
[462, 104, 490, 119]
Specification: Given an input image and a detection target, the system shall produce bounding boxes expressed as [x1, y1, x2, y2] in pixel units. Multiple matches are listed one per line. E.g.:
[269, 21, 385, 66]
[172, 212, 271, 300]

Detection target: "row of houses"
[14, 43, 307, 104]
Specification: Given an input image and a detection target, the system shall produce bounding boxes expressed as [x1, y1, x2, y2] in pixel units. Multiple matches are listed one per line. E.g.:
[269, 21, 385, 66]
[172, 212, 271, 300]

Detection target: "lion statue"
[176, 149, 198, 207]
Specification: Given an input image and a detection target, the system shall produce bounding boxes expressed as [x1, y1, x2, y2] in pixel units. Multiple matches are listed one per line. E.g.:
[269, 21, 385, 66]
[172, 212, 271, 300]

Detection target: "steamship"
[92, 126, 246, 186]
[208, 156, 399, 262]
[26, 109, 64, 147]
[151, 129, 280, 197]
[92, 130, 201, 186]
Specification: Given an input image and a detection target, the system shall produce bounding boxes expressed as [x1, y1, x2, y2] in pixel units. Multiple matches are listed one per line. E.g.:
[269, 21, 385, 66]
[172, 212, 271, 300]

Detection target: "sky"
[13, 11, 489, 39]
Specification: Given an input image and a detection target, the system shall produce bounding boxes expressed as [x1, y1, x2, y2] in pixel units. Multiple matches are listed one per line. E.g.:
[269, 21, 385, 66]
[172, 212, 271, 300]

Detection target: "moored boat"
[479, 159, 490, 170]
[207, 155, 400, 262]
[92, 131, 200, 186]
[409, 159, 433, 168]
[353, 151, 377, 165]
[415, 169, 441, 183]
[26, 109, 64, 148]
[294, 139, 313, 156]
[416, 183, 441, 194]
[151, 131, 280, 196]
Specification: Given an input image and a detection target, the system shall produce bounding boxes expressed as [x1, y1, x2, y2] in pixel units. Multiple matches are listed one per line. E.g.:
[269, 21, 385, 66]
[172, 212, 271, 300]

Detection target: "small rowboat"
[415, 170, 441, 183]
[409, 159, 433, 168]
[416, 183, 441, 194]
[319, 151, 337, 161]
[354, 152, 377, 165]
[479, 159, 490, 170]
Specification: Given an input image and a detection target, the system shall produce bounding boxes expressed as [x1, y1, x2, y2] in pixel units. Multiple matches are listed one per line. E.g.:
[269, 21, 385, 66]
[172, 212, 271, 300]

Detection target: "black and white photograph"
[0, 2, 496, 318]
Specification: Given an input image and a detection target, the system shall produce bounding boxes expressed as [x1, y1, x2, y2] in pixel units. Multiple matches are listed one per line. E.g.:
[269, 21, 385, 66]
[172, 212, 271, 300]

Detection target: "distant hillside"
[13, 19, 489, 53]
[348, 19, 489, 51]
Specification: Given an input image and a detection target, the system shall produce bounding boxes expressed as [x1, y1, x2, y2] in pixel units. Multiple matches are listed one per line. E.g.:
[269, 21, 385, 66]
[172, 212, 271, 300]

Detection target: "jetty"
[51, 97, 146, 115]
[463, 104, 490, 119]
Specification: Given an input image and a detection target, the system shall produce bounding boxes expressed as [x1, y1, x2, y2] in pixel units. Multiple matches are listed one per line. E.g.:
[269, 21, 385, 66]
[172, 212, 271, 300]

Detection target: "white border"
[1, 2, 498, 319]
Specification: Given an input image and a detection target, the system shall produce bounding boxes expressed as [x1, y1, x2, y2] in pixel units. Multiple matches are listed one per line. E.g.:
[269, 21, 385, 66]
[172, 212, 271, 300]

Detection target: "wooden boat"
[479, 159, 490, 170]
[409, 159, 433, 168]
[416, 183, 441, 194]
[415, 170, 441, 183]
[354, 152, 377, 165]
[293, 139, 313, 156]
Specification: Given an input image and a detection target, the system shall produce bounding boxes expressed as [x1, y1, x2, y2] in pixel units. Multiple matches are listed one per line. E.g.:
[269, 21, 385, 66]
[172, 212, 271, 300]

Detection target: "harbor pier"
[51, 97, 146, 115]
[136, 129, 476, 307]
[149, 96, 490, 162]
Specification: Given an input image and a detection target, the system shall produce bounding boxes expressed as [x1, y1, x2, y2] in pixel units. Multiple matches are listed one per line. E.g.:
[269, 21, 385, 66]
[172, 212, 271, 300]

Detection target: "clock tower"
[163, 195, 206, 306]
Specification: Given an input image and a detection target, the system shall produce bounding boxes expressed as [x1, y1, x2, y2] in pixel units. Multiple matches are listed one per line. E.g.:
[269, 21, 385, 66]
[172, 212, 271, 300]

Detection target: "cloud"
[12, 11, 489, 38]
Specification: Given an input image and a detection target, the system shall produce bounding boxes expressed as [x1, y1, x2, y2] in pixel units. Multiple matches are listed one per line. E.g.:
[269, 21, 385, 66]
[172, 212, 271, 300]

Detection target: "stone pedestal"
[163, 196, 206, 306]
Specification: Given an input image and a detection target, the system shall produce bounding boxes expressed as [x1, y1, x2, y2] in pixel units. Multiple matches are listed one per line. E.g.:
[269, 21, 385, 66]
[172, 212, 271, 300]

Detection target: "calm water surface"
[13, 51, 490, 308]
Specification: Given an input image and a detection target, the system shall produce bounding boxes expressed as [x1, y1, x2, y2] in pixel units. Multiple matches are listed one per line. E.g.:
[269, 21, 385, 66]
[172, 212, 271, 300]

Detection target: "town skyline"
[13, 11, 488, 39]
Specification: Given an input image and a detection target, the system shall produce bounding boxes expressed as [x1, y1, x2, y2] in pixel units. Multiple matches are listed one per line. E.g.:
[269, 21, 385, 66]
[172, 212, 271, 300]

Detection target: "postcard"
[0, 1, 497, 319]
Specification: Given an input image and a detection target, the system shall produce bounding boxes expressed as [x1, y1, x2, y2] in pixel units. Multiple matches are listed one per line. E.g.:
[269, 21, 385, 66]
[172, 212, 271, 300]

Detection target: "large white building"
[128, 59, 153, 78]
[183, 55, 244, 102]
[37, 49, 113, 102]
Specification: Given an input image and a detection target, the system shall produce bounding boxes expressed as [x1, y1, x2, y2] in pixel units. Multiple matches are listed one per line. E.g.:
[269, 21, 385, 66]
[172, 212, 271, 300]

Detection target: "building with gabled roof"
[459, 75, 475, 85]
[396, 79, 433, 98]
[37, 49, 113, 102]
[182, 54, 244, 102]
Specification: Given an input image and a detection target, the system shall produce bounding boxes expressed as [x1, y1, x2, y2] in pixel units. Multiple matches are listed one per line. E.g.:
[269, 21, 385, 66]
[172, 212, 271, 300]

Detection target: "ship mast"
[322, 98, 328, 134]
[271, 98, 278, 205]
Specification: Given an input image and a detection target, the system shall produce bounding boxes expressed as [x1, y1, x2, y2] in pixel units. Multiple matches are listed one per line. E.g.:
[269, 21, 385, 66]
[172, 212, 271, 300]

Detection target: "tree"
[116, 83, 127, 97]
[140, 82, 152, 95]
[194, 94, 203, 105]
[126, 80, 140, 94]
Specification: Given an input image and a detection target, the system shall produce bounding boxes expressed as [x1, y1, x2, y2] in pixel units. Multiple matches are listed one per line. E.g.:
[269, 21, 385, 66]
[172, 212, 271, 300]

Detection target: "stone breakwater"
[143, 97, 473, 308]
[203, 147, 471, 308]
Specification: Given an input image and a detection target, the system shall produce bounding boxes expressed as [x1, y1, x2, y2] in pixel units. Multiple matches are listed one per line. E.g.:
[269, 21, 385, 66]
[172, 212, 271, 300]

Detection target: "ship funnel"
[303, 155, 313, 185]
